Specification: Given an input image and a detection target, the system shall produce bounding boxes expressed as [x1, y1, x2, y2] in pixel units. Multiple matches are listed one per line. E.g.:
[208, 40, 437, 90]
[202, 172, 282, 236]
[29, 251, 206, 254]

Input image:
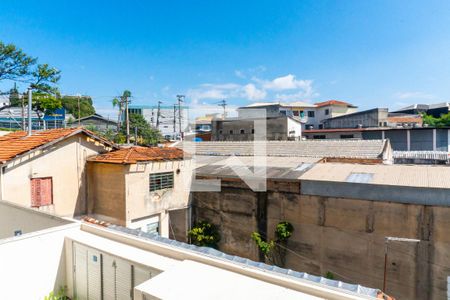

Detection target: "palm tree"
[112, 97, 122, 132]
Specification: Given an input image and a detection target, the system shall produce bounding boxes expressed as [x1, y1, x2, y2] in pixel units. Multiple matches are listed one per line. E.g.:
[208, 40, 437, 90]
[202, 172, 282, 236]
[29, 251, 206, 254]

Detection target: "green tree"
[422, 112, 450, 128]
[61, 95, 96, 119]
[188, 221, 221, 248]
[0, 41, 36, 81]
[31, 92, 62, 120]
[251, 221, 294, 267]
[123, 113, 162, 145]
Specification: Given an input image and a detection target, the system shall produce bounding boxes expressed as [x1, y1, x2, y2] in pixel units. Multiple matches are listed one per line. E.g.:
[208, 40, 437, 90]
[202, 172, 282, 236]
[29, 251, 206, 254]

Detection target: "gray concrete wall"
[212, 118, 289, 141]
[192, 178, 450, 300]
[323, 108, 388, 129]
[0, 201, 72, 239]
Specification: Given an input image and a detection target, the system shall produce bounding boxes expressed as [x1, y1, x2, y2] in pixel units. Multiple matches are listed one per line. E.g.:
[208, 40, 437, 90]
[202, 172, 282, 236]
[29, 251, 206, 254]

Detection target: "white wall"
[0, 201, 71, 239]
[287, 118, 302, 140]
[125, 159, 193, 237]
[1, 134, 109, 217]
[0, 224, 79, 300]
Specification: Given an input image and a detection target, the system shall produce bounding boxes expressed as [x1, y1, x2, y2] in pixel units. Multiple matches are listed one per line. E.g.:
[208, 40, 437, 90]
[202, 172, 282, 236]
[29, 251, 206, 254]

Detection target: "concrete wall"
[213, 117, 300, 141]
[1, 133, 109, 217]
[0, 200, 71, 239]
[192, 178, 450, 300]
[323, 108, 388, 129]
[88, 159, 192, 238]
[0, 224, 79, 300]
[87, 162, 127, 224]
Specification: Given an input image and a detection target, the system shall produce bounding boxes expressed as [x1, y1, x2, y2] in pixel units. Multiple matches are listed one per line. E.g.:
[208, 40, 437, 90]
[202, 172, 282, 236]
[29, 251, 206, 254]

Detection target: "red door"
[31, 177, 53, 207]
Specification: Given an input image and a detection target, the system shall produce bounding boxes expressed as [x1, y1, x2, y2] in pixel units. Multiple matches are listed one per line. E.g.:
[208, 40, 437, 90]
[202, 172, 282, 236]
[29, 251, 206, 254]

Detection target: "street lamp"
[383, 236, 420, 292]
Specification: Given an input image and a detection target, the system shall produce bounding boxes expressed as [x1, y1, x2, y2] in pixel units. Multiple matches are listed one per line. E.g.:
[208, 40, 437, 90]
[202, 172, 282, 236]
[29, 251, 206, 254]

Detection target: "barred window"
[149, 172, 174, 192]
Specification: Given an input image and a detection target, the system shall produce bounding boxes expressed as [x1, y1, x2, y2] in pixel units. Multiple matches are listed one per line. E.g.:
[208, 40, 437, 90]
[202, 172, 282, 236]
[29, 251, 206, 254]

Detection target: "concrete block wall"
[192, 179, 450, 300]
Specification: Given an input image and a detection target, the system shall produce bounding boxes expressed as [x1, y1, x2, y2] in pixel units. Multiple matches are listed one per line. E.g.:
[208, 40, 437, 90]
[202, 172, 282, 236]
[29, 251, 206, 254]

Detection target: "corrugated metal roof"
[178, 140, 388, 160]
[107, 225, 380, 298]
[300, 163, 450, 188]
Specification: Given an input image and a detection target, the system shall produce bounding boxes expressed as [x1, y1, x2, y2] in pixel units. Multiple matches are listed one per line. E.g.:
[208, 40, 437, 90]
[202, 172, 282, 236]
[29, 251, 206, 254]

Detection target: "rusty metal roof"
[88, 146, 186, 164]
[0, 128, 115, 164]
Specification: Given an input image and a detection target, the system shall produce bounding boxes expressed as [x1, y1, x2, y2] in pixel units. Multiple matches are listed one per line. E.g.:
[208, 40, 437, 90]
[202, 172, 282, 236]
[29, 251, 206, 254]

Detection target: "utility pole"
[27, 87, 32, 136]
[218, 99, 227, 118]
[156, 100, 162, 128]
[176, 95, 185, 138]
[383, 237, 420, 293]
[77, 94, 81, 127]
[134, 126, 138, 145]
[173, 104, 177, 138]
[125, 94, 130, 144]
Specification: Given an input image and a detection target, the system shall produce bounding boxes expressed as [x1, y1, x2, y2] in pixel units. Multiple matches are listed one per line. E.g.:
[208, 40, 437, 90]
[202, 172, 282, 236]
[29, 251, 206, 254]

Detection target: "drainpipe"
[28, 87, 32, 136]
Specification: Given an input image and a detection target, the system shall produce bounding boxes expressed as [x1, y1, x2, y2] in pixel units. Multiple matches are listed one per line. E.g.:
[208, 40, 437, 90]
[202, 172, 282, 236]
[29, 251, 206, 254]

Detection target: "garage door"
[73, 242, 154, 300]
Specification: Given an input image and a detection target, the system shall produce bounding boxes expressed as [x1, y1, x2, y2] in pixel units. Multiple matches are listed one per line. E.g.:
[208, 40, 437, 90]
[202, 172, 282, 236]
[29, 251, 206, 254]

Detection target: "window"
[30, 177, 53, 207]
[300, 110, 305, 117]
[128, 108, 142, 115]
[149, 172, 174, 192]
[219, 130, 223, 134]
[307, 111, 315, 118]
[251, 129, 255, 134]
[240, 129, 245, 134]
[325, 109, 330, 115]
[318, 124, 324, 129]
[313, 135, 326, 139]
[340, 134, 354, 139]
[229, 130, 233, 134]
[293, 111, 299, 116]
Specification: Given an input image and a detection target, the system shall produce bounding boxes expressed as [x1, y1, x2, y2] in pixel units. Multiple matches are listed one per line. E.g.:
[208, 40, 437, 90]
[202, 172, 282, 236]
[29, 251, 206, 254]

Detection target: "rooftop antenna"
[218, 99, 227, 118]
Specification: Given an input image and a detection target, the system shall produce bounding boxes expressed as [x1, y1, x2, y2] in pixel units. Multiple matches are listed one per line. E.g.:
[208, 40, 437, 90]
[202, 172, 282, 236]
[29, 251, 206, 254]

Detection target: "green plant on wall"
[188, 220, 220, 248]
[251, 221, 294, 267]
[44, 286, 70, 300]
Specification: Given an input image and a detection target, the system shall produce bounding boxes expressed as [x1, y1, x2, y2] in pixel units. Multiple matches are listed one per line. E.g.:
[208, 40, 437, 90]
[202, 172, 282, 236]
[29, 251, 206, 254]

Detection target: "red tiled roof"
[387, 116, 422, 124]
[314, 100, 356, 107]
[88, 146, 186, 164]
[0, 128, 115, 163]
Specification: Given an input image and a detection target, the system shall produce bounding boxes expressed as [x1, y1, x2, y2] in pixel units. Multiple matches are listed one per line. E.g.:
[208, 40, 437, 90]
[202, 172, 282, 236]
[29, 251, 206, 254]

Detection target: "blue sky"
[1, 1, 450, 118]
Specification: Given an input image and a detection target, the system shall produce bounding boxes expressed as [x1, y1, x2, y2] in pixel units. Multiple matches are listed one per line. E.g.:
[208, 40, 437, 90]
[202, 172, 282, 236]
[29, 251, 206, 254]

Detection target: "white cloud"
[394, 91, 436, 100]
[242, 83, 267, 100]
[186, 73, 316, 104]
[275, 90, 318, 102]
[234, 70, 245, 79]
[261, 74, 313, 92]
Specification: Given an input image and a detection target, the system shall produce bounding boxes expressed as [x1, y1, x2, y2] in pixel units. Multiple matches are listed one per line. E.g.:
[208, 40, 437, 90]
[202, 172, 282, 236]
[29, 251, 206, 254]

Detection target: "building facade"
[303, 127, 450, 152]
[128, 105, 189, 140]
[87, 146, 192, 239]
[0, 128, 115, 217]
[212, 116, 303, 141]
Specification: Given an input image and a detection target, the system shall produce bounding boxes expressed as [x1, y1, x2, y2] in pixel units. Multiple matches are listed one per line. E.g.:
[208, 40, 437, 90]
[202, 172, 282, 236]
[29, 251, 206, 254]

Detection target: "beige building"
[87, 146, 192, 238]
[0, 128, 114, 217]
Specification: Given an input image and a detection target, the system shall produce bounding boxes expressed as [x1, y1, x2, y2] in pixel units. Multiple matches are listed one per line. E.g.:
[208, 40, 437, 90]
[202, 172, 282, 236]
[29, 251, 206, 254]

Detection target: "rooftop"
[88, 146, 186, 164]
[300, 162, 450, 206]
[0, 127, 115, 164]
[315, 100, 357, 108]
[0, 205, 382, 300]
[177, 140, 391, 161]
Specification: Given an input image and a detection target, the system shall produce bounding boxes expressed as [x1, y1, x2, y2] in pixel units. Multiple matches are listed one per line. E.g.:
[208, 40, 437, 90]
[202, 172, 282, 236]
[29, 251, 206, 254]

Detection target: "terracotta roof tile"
[314, 100, 356, 107]
[0, 128, 114, 163]
[88, 146, 186, 164]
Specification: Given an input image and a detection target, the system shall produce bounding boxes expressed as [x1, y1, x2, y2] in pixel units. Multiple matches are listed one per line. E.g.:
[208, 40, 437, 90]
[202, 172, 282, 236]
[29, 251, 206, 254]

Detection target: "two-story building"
[87, 146, 192, 239]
